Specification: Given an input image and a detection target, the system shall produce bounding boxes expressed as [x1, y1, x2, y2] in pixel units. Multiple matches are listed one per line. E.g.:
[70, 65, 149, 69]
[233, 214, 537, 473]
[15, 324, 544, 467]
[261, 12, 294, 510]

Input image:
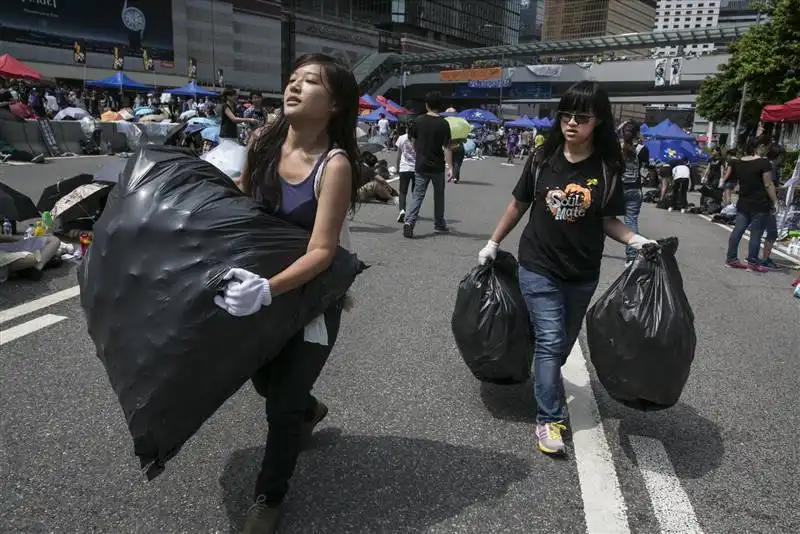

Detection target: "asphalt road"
[1, 156, 799, 534]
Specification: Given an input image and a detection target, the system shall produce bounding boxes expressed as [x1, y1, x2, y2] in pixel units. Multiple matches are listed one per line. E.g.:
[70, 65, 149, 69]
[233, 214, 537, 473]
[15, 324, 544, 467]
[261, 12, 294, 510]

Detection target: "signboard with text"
[440, 67, 502, 83]
[0, 0, 174, 60]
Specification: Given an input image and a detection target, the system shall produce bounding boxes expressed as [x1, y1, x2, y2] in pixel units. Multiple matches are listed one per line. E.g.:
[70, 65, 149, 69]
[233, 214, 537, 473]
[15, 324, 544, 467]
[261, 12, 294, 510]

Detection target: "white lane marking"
[0, 314, 67, 346]
[629, 436, 705, 534]
[0, 285, 80, 325]
[563, 342, 631, 534]
[697, 214, 799, 265]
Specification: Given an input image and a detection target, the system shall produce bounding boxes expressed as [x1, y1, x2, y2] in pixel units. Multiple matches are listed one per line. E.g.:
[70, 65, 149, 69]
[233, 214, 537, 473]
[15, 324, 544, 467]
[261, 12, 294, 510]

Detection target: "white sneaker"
[397, 209, 405, 223]
[668, 207, 674, 212]
[681, 208, 687, 214]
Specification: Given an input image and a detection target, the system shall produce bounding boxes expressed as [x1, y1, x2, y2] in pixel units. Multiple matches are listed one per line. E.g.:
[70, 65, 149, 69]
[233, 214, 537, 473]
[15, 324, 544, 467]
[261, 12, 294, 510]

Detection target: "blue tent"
[645, 139, 708, 164]
[647, 119, 693, 140]
[533, 117, 554, 128]
[361, 107, 398, 122]
[360, 94, 381, 108]
[440, 111, 459, 117]
[166, 80, 218, 98]
[86, 72, 151, 91]
[458, 109, 500, 123]
[505, 115, 537, 128]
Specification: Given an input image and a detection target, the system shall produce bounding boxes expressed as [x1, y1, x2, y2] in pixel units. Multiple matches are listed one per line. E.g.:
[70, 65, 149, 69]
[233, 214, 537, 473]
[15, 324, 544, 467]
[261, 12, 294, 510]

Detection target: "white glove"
[214, 267, 272, 317]
[478, 240, 499, 265]
[628, 234, 658, 250]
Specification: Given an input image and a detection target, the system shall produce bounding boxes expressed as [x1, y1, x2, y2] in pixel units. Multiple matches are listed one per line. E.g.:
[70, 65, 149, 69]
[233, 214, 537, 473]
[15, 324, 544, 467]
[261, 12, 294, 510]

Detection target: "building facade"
[654, 0, 721, 55]
[0, 0, 380, 93]
[718, 0, 762, 28]
[519, 0, 544, 43]
[383, 0, 522, 47]
[541, 0, 656, 42]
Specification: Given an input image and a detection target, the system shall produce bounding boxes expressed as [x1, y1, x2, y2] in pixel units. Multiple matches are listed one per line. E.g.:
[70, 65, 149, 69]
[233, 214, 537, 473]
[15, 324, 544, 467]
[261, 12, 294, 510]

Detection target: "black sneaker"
[242, 496, 281, 534]
[760, 258, 781, 271]
[403, 224, 413, 239]
[434, 225, 450, 234]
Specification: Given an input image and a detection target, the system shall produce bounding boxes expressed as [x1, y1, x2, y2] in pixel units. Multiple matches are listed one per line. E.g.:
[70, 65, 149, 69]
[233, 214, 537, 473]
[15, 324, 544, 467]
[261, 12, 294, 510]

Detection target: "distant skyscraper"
[654, 0, 721, 55]
[519, 0, 544, 43]
[542, 0, 656, 42]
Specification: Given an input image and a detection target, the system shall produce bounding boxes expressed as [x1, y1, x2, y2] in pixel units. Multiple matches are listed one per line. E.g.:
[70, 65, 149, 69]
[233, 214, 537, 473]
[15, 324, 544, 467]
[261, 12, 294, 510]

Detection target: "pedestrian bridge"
[376, 54, 729, 98]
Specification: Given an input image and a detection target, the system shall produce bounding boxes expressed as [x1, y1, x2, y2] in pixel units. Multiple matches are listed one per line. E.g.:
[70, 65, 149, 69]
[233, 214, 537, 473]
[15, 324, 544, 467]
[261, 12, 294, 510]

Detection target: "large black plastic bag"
[586, 237, 696, 410]
[77, 146, 365, 478]
[451, 251, 533, 384]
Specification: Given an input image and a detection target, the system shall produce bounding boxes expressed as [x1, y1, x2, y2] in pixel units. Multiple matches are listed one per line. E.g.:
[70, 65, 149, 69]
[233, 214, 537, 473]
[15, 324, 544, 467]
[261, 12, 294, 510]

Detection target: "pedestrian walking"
[477, 81, 657, 456]
[403, 91, 452, 238]
[620, 121, 649, 265]
[395, 121, 417, 223]
[216, 53, 361, 534]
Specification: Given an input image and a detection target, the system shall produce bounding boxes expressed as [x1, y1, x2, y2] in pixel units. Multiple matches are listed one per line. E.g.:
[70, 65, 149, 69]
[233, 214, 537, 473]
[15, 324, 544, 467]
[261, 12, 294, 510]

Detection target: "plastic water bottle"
[24, 224, 34, 239]
[2, 218, 11, 236]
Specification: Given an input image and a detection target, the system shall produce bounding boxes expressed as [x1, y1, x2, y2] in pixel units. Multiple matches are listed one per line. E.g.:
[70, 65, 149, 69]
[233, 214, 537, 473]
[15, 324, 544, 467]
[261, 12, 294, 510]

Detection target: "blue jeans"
[623, 188, 643, 261]
[726, 211, 768, 263]
[403, 171, 446, 229]
[518, 267, 599, 423]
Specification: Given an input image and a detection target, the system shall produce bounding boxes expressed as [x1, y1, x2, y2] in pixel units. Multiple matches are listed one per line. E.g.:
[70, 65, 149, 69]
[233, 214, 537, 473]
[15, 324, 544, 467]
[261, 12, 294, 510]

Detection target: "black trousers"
[672, 179, 689, 210]
[398, 171, 415, 212]
[251, 301, 344, 504]
[452, 146, 465, 182]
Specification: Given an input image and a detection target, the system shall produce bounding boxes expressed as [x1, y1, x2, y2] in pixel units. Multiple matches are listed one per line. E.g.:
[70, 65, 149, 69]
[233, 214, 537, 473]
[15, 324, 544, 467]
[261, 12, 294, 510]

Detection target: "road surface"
[1, 155, 798, 533]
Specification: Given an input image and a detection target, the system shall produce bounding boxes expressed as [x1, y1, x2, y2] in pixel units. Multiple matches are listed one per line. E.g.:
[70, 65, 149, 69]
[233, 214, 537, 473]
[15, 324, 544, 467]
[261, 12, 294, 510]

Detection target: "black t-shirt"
[220, 103, 238, 139]
[414, 113, 451, 173]
[733, 157, 772, 214]
[512, 151, 625, 282]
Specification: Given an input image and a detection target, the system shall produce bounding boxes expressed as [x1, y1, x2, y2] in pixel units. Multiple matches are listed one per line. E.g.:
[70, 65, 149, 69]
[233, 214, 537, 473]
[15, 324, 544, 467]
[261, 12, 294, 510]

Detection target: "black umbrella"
[93, 158, 129, 184]
[0, 182, 39, 221]
[37, 173, 94, 212]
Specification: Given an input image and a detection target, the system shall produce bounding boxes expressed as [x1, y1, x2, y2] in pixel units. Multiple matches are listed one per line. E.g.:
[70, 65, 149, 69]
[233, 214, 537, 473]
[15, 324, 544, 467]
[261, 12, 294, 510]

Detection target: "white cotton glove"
[478, 240, 500, 265]
[628, 234, 658, 250]
[213, 267, 272, 317]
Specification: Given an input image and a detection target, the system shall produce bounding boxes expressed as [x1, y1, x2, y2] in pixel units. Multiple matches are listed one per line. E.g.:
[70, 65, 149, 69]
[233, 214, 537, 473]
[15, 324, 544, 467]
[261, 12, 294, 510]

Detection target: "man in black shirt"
[403, 91, 453, 238]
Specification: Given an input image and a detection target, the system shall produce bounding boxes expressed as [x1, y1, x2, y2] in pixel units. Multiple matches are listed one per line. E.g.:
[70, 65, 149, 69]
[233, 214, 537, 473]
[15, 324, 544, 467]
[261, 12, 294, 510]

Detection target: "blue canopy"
[645, 139, 708, 164]
[360, 94, 381, 108]
[533, 117, 554, 128]
[439, 111, 459, 117]
[647, 119, 693, 140]
[458, 109, 500, 123]
[361, 107, 398, 122]
[505, 115, 537, 128]
[86, 72, 151, 91]
[166, 80, 218, 98]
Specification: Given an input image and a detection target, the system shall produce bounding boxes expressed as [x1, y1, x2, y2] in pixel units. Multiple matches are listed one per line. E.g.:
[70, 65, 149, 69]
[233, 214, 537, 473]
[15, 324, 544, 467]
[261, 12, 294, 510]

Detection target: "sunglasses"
[558, 111, 595, 125]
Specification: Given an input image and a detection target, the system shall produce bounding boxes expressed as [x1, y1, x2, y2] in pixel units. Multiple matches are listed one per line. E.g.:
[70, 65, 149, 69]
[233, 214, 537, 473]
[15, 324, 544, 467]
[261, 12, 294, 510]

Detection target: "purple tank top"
[275, 154, 325, 232]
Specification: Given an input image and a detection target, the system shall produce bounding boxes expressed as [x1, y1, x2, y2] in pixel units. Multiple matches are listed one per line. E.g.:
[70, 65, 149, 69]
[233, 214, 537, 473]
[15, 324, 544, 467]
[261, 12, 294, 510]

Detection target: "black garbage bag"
[451, 251, 533, 385]
[586, 237, 696, 410]
[77, 146, 365, 478]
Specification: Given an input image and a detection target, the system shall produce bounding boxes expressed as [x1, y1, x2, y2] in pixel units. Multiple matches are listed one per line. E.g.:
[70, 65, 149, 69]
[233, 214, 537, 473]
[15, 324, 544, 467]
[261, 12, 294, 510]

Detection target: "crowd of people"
[3, 51, 796, 534]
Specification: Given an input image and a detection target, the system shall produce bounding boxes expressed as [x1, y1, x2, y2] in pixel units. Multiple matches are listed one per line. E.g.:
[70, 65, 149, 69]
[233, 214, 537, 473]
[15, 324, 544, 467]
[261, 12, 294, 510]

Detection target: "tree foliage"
[695, 0, 800, 127]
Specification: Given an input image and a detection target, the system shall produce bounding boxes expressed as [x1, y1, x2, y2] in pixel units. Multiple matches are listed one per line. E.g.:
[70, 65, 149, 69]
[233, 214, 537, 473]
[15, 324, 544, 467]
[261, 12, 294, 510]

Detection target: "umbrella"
[358, 143, 384, 154]
[50, 183, 112, 222]
[201, 126, 220, 143]
[0, 183, 39, 221]
[360, 94, 381, 108]
[0, 54, 41, 81]
[100, 111, 122, 121]
[166, 81, 218, 98]
[179, 109, 198, 121]
[445, 117, 473, 140]
[134, 106, 157, 117]
[458, 109, 500, 123]
[93, 158, 129, 184]
[183, 123, 208, 136]
[53, 107, 90, 121]
[37, 173, 94, 212]
[188, 117, 217, 127]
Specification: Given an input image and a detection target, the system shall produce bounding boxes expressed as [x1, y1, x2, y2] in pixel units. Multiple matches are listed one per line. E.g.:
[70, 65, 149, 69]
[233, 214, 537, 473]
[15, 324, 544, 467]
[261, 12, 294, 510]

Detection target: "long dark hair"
[243, 53, 361, 214]
[535, 81, 623, 176]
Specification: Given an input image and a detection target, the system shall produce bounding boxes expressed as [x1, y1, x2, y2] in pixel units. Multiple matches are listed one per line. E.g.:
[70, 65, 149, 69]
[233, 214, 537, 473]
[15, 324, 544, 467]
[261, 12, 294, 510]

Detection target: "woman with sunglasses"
[477, 81, 657, 456]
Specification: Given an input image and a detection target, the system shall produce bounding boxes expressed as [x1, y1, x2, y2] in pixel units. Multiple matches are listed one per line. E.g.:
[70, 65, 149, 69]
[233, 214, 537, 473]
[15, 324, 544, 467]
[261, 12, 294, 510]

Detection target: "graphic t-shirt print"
[545, 182, 594, 222]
